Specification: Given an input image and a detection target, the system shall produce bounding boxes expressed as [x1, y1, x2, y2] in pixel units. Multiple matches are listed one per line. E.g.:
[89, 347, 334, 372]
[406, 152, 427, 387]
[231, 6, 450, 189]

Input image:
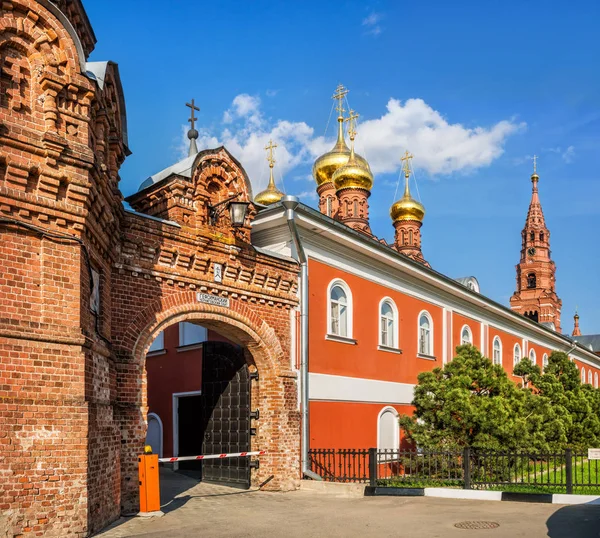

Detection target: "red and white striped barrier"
[159, 450, 266, 463]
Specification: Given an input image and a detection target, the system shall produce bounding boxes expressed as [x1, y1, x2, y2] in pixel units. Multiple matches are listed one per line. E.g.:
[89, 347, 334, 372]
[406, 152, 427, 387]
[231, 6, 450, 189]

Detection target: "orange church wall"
[307, 258, 443, 385]
[146, 324, 230, 457]
[452, 312, 482, 355]
[309, 401, 414, 449]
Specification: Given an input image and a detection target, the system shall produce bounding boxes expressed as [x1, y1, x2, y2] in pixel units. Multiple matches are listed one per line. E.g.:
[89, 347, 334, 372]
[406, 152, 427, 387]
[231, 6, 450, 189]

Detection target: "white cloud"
[541, 145, 576, 164]
[354, 98, 525, 175]
[362, 12, 383, 36]
[178, 93, 524, 195]
[223, 93, 262, 127]
[562, 145, 575, 163]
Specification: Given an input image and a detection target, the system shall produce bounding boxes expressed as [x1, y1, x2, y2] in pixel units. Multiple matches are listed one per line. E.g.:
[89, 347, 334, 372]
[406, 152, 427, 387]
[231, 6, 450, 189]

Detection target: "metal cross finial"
[265, 139, 277, 168]
[401, 150, 414, 178]
[345, 109, 359, 140]
[186, 99, 200, 131]
[332, 84, 349, 116]
[533, 154, 538, 173]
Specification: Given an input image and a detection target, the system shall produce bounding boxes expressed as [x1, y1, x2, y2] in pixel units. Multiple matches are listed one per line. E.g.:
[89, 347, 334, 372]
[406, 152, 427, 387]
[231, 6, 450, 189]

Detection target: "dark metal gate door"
[200, 341, 250, 488]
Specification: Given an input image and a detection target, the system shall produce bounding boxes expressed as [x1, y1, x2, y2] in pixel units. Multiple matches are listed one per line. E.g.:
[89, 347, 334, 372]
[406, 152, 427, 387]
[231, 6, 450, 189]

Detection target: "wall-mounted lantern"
[209, 194, 249, 227]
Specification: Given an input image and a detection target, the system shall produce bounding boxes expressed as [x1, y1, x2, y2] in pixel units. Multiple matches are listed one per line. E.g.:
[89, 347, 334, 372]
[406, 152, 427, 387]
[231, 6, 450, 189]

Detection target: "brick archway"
[115, 292, 298, 512]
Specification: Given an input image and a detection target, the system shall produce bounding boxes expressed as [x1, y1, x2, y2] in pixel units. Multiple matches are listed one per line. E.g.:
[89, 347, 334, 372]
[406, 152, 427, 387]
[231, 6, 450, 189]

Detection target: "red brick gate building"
[0, 1, 299, 536]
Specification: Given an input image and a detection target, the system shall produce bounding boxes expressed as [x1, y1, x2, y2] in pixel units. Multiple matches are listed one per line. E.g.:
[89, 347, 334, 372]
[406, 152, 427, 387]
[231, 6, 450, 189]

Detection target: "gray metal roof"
[573, 334, 600, 352]
[455, 276, 480, 293]
[137, 154, 196, 192]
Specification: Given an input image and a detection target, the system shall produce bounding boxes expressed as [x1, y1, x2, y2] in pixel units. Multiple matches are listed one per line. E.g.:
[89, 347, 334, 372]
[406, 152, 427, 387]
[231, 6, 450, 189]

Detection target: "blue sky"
[85, 0, 600, 334]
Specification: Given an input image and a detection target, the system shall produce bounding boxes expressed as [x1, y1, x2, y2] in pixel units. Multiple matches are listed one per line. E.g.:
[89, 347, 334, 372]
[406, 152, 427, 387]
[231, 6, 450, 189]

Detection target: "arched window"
[409, 229, 414, 245]
[527, 273, 537, 289]
[529, 348, 536, 364]
[581, 367, 586, 384]
[513, 343, 522, 366]
[326, 196, 332, 217]
[461, 325, 472, 345]
[418, 311, 433, 356]
[353, 199, 358, 217]
[493, 337, 502, 365]
[540, 232, 545, 241]
[530, 231, 535, 241]
[379, 298, 398, 348]
[328, 279, 352, 338]
[595, 372, 598, 389]
[542, 353, 548, 371]
[378, 407, 399, 454]
[145, 412, 163, 458]
[588, 370, 593, 385]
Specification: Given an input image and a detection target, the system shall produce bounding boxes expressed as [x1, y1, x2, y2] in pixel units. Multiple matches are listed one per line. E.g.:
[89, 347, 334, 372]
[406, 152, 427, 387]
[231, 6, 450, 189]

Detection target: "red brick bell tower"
[510, 157, 562, 332]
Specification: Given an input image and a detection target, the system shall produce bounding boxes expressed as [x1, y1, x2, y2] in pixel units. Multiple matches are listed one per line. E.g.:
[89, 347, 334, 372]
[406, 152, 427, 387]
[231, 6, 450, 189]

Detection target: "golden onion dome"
[254, 139, 284, 206]
[332, 145, 374, 192]
[390, 177, 425, 223]
[254, 179, 283, 206]
[313, 117, 369, 187]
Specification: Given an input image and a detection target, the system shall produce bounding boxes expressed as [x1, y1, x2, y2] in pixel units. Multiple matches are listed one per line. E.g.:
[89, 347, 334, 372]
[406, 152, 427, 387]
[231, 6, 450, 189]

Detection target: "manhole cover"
[454, 521, 500, 530]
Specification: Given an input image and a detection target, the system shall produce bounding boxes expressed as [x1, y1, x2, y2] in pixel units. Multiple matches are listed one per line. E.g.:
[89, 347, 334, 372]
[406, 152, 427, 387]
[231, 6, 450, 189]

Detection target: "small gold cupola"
[254, 139, 284, 206]
[391, 151, 429, 266]
[329, 110, 373, 235]
[390, 151, 425, 224]
[312, 84, 370, 188]
[332, 110, 374, 192]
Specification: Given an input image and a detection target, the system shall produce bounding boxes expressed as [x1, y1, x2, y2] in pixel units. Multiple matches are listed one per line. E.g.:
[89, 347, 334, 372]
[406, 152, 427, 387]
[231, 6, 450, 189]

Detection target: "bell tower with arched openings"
[510, 157, 562, 332]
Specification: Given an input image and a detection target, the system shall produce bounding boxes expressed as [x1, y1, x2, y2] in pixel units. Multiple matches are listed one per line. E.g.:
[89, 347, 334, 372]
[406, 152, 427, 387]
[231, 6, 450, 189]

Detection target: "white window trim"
[378, 297, 399, 350]
[595, 372, 598, 389]
[417, 310, 434, 358]
[146, 412, 164, 458]
[377, 406, 400, 452]
[542, 353, 549, 371]
[326, 278, 353, 339]
[588, 370, 593, 385]
[581, 367, 586, 384]
[492, 336, 502, 366]
[172, 390, 202, 471]
[513, 343, 522, 367]
[460, 324, 473, 346]
[529, 348, 536, 364]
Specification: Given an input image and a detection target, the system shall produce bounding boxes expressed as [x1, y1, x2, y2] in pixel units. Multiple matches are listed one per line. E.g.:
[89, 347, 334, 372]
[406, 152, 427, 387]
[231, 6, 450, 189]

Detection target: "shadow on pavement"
[546, 502, 600, 537]
[159, 467, 257, 514]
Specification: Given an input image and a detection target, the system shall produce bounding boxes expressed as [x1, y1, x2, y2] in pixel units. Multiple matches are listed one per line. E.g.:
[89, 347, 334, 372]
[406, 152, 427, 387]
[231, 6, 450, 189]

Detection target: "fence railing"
[309, 448, 600, 494]
[308, 448, 370, 483]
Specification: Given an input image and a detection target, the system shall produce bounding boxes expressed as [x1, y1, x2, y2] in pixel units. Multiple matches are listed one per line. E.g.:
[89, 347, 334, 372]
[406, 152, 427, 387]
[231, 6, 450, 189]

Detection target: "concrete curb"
[364, 487, 424, 497]
[300, 480, 365, 498]
[363, 487, 600, 505]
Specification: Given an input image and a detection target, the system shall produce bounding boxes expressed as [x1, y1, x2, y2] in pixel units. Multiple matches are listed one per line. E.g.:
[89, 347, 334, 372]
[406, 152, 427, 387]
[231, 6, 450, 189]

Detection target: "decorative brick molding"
[0, 1, 300, 536]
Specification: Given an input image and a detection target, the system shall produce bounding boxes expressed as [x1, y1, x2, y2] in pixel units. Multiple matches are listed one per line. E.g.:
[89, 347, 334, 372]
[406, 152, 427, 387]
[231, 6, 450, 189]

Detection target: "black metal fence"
[309, 448, 600, 493]
[309, 448, 370, 483]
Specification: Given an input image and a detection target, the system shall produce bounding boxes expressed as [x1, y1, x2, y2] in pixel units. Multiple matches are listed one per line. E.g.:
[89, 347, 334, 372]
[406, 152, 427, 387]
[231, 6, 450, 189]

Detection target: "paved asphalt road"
[96, 470, 600, 538]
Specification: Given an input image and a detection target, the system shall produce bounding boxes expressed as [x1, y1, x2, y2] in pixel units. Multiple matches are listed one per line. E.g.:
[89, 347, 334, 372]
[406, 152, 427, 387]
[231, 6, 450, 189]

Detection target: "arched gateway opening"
[144, 318, 254, 488]
[115, 292, 300, 513]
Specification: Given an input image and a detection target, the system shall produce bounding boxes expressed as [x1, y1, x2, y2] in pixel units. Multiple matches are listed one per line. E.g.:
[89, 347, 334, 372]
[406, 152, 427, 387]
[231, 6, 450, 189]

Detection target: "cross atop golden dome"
[312, 84, 370, 188]
[332, 109, 374, 192]
[254, 139, 284, 206]
[390, 151, 425, 223]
